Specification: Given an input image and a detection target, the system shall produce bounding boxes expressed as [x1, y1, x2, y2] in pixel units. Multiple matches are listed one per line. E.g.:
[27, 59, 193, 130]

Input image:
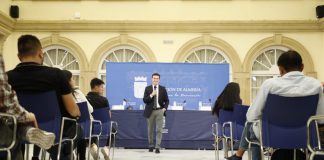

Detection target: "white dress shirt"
[247, 71, 324, 139]
[152, 85, 160, 108]
[74, 88, 94, 118]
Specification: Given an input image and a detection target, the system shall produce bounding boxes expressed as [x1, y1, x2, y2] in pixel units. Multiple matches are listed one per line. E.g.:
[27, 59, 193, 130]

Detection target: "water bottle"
[198, 101, 202, 110]
[140, 104, 144, 110]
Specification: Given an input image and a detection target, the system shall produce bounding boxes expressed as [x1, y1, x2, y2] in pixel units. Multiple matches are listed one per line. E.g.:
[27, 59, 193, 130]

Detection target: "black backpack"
[271, 149, 306, 160]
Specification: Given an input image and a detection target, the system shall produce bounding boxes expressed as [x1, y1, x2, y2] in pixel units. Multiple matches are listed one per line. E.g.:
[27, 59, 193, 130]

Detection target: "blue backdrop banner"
[106, 62, 229, 110]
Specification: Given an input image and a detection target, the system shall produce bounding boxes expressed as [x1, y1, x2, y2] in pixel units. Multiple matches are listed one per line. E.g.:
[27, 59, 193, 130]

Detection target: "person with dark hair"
[0, 53, 55, 160]
[62, 70, 99, 160]
[86, 77, 110, 160]
[62, 70, 94, 117]
[143, 73, 169, 154]
[212, 82, 242, 116]
[7, 34, 81, 160]
[227, 50, 324, 160]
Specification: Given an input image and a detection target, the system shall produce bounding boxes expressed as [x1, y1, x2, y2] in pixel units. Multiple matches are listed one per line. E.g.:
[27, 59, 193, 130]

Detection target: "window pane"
[43, 46, 81, 88]
[250, 47, 289, 101]
[99, 46, 146, 78]
[185, 47, 228, 64]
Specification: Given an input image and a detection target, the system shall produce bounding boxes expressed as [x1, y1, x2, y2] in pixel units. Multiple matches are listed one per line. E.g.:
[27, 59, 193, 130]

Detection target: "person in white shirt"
[62, 70, 101, 160]
[227, 50, 324, 160]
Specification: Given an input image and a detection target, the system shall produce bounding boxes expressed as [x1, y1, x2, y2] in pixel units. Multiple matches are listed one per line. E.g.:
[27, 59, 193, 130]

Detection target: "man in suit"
[143, 72, 169, 154]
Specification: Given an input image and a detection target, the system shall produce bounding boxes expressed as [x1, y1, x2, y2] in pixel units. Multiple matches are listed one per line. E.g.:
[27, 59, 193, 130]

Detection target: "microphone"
[154, 86, 157, 90]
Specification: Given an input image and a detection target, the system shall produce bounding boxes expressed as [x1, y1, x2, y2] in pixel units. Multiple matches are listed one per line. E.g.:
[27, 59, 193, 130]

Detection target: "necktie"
[153, 86, 157, 109]
[153, 95, 157, 109]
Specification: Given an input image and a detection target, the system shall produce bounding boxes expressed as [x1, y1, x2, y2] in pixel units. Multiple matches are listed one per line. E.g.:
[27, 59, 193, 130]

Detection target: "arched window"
[98, 45, 146, 81]
[184, 46, 229, 64]
[184, 46, 232, 81]
[43, 45, 80, 86]
[250, 46, 289, 101]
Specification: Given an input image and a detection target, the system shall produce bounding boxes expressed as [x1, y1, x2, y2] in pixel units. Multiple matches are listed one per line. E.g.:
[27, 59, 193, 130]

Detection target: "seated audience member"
[6, 34, 81, 160]
[212, 82, 242, 117]
[227, 50, 324, 160]
[0, 54, 55, 160]
[212, 82, 242, 156]
[62, 70, 98, 160]
[86, 78, 111, 160]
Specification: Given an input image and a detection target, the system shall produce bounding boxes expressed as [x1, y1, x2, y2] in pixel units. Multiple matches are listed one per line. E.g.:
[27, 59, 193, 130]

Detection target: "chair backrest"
[77, 102, 91, 138]
[92, 107, 111, 136]
[262, 94, 319, 148]
[232, 104, 249, 139]
[218, 109, 233, 124]
[92, 107, 111, 147]
[218, 109, 234, 136]
[16, 91, 61, 142]
[233, 104, 249, 126]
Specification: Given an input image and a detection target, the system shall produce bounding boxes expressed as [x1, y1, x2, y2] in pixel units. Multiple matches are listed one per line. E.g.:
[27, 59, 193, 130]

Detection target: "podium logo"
[134, 76, 147, 98]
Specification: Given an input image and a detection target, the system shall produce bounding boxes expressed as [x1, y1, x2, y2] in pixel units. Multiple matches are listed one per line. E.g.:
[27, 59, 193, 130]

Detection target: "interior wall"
[4, 32, 324, 79]
[2, 0, 324, 100]
[0, 0, 11, 15]
[10, 0, 323, 20]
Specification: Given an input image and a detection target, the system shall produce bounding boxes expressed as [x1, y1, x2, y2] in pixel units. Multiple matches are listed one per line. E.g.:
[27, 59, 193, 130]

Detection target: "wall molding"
[1, 11, 324, 33]
[0, 11, 14, 35]
[12, 20, 324, 33]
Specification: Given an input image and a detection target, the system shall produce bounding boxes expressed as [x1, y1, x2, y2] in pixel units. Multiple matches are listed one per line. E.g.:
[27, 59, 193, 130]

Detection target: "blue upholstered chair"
[16, 91, 78, 160]
[245, 94, 319, 160]
[92, 107, 118, 160]
[212, 109, 233, 160]
[307, 115, 324, 160]
[223, 104, 249, 157]
[77, 102, 102, 160]
[0, 113, 17, 160]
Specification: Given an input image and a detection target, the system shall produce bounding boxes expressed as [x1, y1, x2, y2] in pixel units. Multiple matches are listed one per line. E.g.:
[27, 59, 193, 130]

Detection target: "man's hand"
[150, 90, 157, 97]
[27, 112, 38, 128]
[162, 108, 166, 112]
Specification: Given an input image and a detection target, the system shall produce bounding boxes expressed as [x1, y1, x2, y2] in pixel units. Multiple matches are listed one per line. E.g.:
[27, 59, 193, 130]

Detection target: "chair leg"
[260, 146, 265, 160]
[7, 150, 11, 160]
[111, 134, 116, 160]
[96, 136, 100, 160]
[26, 144, 29, 160]
[230, 139, 234, 156]
[247, 143, 252, 160]
[70, 141, 74, 160]
[214, 136, 219, 160]
[41, 149, 46, 160]
[305, 148, 309, 160]
[223, 138, 228, 158]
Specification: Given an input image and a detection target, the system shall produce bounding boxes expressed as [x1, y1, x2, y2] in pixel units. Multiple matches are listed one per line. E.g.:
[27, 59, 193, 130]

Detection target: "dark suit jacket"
[143, 85, 169, 118]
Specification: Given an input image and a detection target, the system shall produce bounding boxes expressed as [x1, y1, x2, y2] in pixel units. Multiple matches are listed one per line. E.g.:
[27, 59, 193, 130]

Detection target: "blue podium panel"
[111, 110, 216, 149]
[106, 62, 229, 110]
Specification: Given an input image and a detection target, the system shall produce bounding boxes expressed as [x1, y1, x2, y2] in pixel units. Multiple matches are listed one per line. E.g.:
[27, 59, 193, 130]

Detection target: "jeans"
[0, 121, 29, 160]
[48, 123, 83, 160]
[238, 123, 261, 160]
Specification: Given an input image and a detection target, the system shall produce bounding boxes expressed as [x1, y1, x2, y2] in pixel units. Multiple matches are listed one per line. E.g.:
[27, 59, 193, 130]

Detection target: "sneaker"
[226, 154, 242, 160]
[101, 146, 110, 160]
[90, 144, 98, 160]
[149, 147, 154, 152]
[26, 128, 55, 150]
